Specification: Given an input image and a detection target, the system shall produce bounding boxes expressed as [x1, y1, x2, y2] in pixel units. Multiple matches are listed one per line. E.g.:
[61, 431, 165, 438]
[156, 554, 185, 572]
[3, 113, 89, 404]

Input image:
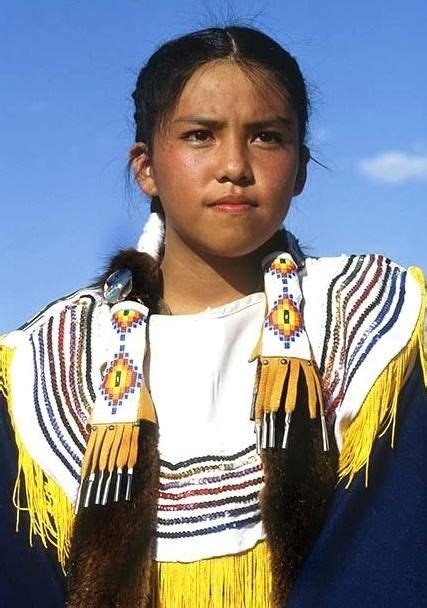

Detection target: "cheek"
[257, 154, 299, 222]
[256, 156, 299, 209]
[151, 148, 206, 228]
[268, 152, 299, 184]
[153, 146, 208, 190]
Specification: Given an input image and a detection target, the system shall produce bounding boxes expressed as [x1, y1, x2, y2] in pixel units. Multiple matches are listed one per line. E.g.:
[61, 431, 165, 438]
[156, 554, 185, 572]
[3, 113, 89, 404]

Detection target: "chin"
[199, 235, 277, 260]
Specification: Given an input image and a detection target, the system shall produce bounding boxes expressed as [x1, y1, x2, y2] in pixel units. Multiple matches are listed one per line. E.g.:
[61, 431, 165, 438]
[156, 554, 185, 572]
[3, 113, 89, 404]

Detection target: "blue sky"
[1, 0, 426, 332]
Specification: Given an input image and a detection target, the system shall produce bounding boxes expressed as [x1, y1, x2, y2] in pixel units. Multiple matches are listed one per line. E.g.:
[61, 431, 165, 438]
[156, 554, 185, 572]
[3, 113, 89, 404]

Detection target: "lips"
[208, 195, 257, 213]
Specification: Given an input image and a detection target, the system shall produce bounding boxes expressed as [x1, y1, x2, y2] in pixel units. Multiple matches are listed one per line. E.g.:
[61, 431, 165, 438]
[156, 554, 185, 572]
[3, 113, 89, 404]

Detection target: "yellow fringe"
[0, 341, 11, 399]
[338, 267, 426, 487]
[155, 541, 272, 608]
[0, 342, 74, 569]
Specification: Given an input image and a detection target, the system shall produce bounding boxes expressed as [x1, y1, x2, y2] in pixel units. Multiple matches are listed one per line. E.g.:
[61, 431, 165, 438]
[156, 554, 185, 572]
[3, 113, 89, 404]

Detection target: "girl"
[0, 26, 425, 608]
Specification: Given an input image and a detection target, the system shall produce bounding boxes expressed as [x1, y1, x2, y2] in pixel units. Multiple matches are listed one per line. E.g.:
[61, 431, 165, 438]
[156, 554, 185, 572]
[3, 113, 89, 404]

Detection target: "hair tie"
[136, 211, 165, 260]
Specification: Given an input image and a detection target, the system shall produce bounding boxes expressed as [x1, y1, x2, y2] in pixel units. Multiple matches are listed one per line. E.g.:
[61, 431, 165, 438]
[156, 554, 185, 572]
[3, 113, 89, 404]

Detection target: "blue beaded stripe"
[68, 306, 89, 425]
[319, 256, 357, 375]
[83, 295, 97, 403]
[344, 265, 401, 382]
[34, 327, 81, 469]
[326, 255, 368, 364]
[74, 299, 95, 410]
[345, 268, 406, 391]
[159, 463, 262, 491]
[156, 514, 261, 539]
[344, 259, 392, 362]
[18, 290, 98, 405]
[30, 333, 79, 481]
[157, 502, 259, 527]
[324, 255, 374, 386]
[46, 316, 86, 455]
[35, 326, 82, 469]
[157, 441, 263, 542]
[158, 491, 260, 512]
[159, 444, 255, 470]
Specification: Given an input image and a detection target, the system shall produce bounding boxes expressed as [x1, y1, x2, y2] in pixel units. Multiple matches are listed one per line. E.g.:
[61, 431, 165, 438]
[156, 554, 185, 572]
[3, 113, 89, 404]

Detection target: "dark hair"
[132, 26, 310, 151]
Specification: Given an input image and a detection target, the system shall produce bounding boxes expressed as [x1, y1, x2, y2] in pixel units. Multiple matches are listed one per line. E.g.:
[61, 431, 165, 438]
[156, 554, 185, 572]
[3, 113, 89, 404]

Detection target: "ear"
[293, 145, 309, 196]
[129, 143, 158, 197]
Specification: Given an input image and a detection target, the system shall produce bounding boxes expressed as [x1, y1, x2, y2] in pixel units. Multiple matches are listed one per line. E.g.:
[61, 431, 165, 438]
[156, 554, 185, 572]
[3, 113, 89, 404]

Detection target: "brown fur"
[66, 422, 159, 607]
[261, 385, 338, 606]
[98, 249, 163, 313]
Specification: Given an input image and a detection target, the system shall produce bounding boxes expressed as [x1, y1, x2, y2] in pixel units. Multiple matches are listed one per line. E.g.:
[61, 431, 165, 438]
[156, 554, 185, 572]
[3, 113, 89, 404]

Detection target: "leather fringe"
[66, 421, 159, 608]
[77, 382, 157, 511]
[252, 357, 328, 452]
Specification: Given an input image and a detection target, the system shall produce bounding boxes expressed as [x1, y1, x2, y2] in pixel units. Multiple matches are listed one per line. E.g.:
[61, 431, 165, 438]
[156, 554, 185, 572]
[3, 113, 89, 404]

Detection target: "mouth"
[208, 195, 257, 214]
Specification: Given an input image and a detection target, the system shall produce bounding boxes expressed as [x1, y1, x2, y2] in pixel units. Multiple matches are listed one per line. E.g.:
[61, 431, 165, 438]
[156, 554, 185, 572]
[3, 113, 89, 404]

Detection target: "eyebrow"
[172, 115, 294, 129]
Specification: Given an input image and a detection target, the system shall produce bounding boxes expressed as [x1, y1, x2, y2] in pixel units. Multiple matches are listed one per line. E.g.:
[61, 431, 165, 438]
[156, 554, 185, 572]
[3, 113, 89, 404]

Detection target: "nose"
[215, 137, 254, 186]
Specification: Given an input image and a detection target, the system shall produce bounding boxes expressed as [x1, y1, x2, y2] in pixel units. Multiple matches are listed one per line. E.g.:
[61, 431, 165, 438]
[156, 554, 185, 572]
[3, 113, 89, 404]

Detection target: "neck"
[160, 239, 265, 315]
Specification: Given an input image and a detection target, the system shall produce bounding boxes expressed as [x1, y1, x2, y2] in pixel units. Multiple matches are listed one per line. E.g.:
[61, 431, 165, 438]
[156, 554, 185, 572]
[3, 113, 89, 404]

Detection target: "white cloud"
[358, 151, 427, 183]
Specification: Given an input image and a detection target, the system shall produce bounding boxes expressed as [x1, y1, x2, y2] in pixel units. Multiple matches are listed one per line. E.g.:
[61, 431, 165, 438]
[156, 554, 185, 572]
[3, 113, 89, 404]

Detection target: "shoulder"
[301, 253, 424, 361]
[301, 253, 424, 422]
[302, 252, 423, 301]
[301, 253, 424, 360]
[1, 286, 111, 388]
[300, 253, 425, 483]
[4, 286, 105, 340]
[0, 285, 115, 568]
[1, 284, 109, 383]
[0, 286, 110, 499]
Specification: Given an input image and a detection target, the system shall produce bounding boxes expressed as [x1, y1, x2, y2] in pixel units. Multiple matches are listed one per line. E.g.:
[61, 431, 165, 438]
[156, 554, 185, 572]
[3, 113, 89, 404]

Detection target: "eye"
[183, 129, 213, 143]
[254, 130, 284, 145]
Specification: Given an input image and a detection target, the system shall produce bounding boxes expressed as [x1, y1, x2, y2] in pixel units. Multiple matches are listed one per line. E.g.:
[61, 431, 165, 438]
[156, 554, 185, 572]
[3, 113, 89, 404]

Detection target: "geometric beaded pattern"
[112, 309, 145, 335]
[269, 257, 297, 278]
[264, 256, 303, 349]
[96, 306, 148, 415]
[266, 295, 303, 347]
[100, 351, 143, 414]
[90, 301, 147, 426]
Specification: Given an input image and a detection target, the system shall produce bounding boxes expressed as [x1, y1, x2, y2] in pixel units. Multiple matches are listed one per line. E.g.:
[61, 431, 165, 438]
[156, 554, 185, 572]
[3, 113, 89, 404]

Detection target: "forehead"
[170, 60, 295, 122]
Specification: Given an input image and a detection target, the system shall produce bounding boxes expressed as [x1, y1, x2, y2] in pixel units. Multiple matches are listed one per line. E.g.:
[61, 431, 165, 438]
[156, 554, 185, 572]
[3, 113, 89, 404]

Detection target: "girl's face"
[136, 61, 307, 259]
